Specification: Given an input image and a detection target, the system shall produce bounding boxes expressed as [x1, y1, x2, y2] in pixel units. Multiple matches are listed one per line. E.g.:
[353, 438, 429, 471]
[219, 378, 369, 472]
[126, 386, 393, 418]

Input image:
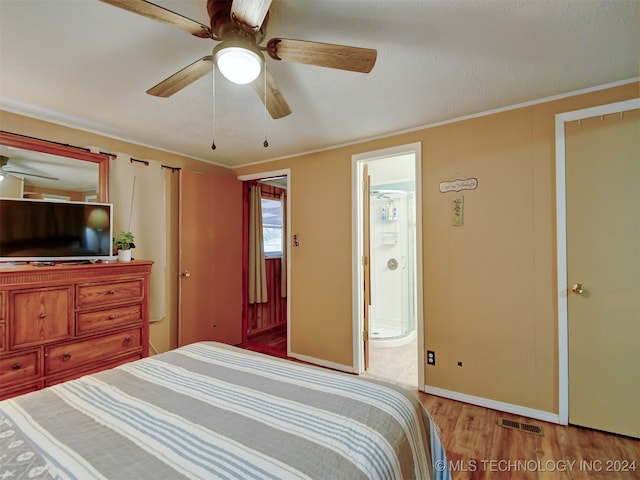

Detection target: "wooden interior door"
[178, 170, 243, 346]
[363, 164, 371, 369]
[566, 108, 639, 438]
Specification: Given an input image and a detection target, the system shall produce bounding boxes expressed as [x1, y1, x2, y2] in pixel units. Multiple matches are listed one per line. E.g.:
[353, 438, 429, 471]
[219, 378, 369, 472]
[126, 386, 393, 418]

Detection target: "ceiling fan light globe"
[215, 47, 262, 85]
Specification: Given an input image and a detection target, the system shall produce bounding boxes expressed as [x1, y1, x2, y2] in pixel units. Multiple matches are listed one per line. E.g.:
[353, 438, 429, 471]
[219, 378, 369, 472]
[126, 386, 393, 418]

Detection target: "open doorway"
[238, 170, 291, 358]
[352, 143, 423, 389]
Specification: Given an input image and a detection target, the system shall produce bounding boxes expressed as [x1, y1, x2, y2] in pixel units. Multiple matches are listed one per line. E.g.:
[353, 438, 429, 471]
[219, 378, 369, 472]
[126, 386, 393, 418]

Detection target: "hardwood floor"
[421, 394, 639, 480]
[239, 324, 287, 358]
[240, 330, 639, 479]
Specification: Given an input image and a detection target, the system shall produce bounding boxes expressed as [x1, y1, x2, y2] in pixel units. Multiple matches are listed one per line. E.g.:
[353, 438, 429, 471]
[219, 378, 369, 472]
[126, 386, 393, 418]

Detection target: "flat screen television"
[0, 197, 113, 262]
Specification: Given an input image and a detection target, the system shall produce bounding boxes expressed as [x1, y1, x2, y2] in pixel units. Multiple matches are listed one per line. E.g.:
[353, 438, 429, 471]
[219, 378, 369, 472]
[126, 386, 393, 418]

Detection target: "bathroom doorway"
[352, 143, 423, 389]
[369, 188, 416, 346]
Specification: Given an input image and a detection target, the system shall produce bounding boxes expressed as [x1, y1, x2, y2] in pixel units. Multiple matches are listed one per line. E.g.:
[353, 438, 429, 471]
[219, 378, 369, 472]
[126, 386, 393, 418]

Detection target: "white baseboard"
[423, 385, 563, 425]
[290, 353, 355, 374]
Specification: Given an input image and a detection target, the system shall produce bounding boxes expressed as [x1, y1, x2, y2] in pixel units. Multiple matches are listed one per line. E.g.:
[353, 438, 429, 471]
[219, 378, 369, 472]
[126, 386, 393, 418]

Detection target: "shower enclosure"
[369, 189, 416, 347]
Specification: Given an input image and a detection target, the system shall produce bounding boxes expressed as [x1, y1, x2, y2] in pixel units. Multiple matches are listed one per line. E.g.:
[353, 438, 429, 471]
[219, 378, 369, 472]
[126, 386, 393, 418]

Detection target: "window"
[261, 197, 283, 257]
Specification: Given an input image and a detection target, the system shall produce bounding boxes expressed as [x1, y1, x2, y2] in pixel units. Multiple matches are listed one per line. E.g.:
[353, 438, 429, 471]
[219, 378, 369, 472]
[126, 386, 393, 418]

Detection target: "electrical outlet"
[427, 350, 436, 365]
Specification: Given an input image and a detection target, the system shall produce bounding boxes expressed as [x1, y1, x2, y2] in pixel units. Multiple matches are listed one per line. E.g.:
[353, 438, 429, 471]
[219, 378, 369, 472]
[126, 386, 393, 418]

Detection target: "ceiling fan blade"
[147, 56, 213, 97]
[231, 0, 272, 32]
[267, 38, 377, 73]
[251, 66, 291, 119]
[3, 170, 59, 181]
[98, 0, 212, 38]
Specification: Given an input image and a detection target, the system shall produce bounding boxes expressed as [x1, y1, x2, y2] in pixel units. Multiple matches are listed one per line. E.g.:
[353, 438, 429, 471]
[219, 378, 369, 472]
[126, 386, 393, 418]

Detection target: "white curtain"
[110, 154, 166, 321]
[280, 192, 287, 298]
[248, 184, 267, 304]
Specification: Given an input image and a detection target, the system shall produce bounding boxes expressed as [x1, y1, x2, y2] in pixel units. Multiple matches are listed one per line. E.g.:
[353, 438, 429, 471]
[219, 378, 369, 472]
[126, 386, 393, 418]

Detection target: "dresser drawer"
[46, 327, 142, 375]
[76, 304, 142, 335]
[46, 354, 141, 387]
[0, 349, 40, 385]
[76, 279, 143, 309]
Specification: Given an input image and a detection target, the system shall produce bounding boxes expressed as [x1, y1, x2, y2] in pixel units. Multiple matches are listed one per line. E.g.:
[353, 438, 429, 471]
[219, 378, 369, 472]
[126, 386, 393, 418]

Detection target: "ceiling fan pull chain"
[211, 66, 217, 150]
[263, 70, 269, 148]
[211, 64, 217, 150]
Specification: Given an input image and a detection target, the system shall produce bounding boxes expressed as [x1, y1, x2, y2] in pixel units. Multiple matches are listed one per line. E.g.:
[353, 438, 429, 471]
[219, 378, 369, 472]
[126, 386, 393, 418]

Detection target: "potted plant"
[114, 231, 135, 262]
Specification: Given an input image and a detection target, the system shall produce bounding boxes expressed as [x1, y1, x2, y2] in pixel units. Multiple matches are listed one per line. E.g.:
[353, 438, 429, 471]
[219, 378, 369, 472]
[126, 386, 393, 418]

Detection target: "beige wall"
[235, 82, 639, 413]
[2, 82, 637, 414]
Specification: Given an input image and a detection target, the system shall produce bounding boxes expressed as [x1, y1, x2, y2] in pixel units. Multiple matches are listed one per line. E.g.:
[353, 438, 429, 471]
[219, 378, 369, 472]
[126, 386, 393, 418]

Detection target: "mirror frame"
[0, 131, 110, 203]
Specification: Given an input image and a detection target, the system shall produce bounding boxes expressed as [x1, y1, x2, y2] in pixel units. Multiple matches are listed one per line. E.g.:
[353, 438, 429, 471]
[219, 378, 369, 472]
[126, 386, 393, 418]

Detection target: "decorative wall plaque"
[439, 178, 478, 193]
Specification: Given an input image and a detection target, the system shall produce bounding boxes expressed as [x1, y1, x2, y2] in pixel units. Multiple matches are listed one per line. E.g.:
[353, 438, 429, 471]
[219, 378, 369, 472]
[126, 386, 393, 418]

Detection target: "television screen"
[0, 198, 113, 262]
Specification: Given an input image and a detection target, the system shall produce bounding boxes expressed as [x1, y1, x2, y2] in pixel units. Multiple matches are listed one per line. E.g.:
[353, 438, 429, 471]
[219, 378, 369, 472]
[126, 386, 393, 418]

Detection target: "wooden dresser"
[0, 261, 152, 400]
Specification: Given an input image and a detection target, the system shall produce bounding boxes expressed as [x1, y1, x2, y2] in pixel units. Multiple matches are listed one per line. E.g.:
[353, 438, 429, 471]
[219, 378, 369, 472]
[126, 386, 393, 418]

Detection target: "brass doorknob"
[571, 283, 584, 295]
[181, 271, 191, 278]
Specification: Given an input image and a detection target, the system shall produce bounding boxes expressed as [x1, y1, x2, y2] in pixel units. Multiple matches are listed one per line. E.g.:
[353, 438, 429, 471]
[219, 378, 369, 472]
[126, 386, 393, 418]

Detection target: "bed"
[0, 341, 450, 479]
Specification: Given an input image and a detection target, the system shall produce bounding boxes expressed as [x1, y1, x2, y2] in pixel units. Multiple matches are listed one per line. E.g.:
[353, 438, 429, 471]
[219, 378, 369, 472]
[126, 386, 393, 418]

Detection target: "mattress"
[0, 341, 450, 479]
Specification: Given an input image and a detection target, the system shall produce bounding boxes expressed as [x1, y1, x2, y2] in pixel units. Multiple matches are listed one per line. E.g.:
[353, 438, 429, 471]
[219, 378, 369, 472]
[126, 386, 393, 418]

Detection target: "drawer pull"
[124, 336, 132, 346]
[12, 362, 22, 370]
[39, 312, 48, 319]
[108, 289, 117, 295]
[62, 352, 71, 362]
[108, 315, 116, 320]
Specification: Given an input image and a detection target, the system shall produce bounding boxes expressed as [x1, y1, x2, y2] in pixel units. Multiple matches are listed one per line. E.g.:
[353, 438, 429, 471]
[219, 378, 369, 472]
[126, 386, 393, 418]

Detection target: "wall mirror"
[0, 131, 109, 203]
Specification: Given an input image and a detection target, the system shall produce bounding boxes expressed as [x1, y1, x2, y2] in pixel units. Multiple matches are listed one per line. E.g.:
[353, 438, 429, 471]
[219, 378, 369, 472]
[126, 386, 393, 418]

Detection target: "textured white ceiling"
[1, 0, 638, 168]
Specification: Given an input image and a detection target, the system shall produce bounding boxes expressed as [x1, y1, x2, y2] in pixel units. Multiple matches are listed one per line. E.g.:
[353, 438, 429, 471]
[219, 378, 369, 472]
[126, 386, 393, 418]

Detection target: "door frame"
[238, 168, 292, 355]
[555, 97, 640, 425]
[362, 164, 371, 370]
[351, 142, 424, 385]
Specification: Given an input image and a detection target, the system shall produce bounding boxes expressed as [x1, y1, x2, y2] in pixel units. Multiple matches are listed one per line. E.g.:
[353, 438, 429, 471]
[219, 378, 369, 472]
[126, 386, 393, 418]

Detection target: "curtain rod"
[102, 152, 180, 171]
[130, 157, 149, 166]
[0, 135, 184, 172]
[0, 130, 95, 154]
[130, 157, 182, 172]
[96, 150, 151, 166]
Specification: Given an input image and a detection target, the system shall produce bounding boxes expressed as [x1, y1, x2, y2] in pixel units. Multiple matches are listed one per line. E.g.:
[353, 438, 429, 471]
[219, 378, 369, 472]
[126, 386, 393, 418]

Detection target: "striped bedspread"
[0, 342, 450, 480]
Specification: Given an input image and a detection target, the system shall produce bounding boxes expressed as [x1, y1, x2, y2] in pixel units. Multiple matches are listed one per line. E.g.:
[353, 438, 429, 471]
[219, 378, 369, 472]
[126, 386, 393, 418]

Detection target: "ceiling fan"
[99, 0, 378, 120]
[0, 156, 59, 182]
